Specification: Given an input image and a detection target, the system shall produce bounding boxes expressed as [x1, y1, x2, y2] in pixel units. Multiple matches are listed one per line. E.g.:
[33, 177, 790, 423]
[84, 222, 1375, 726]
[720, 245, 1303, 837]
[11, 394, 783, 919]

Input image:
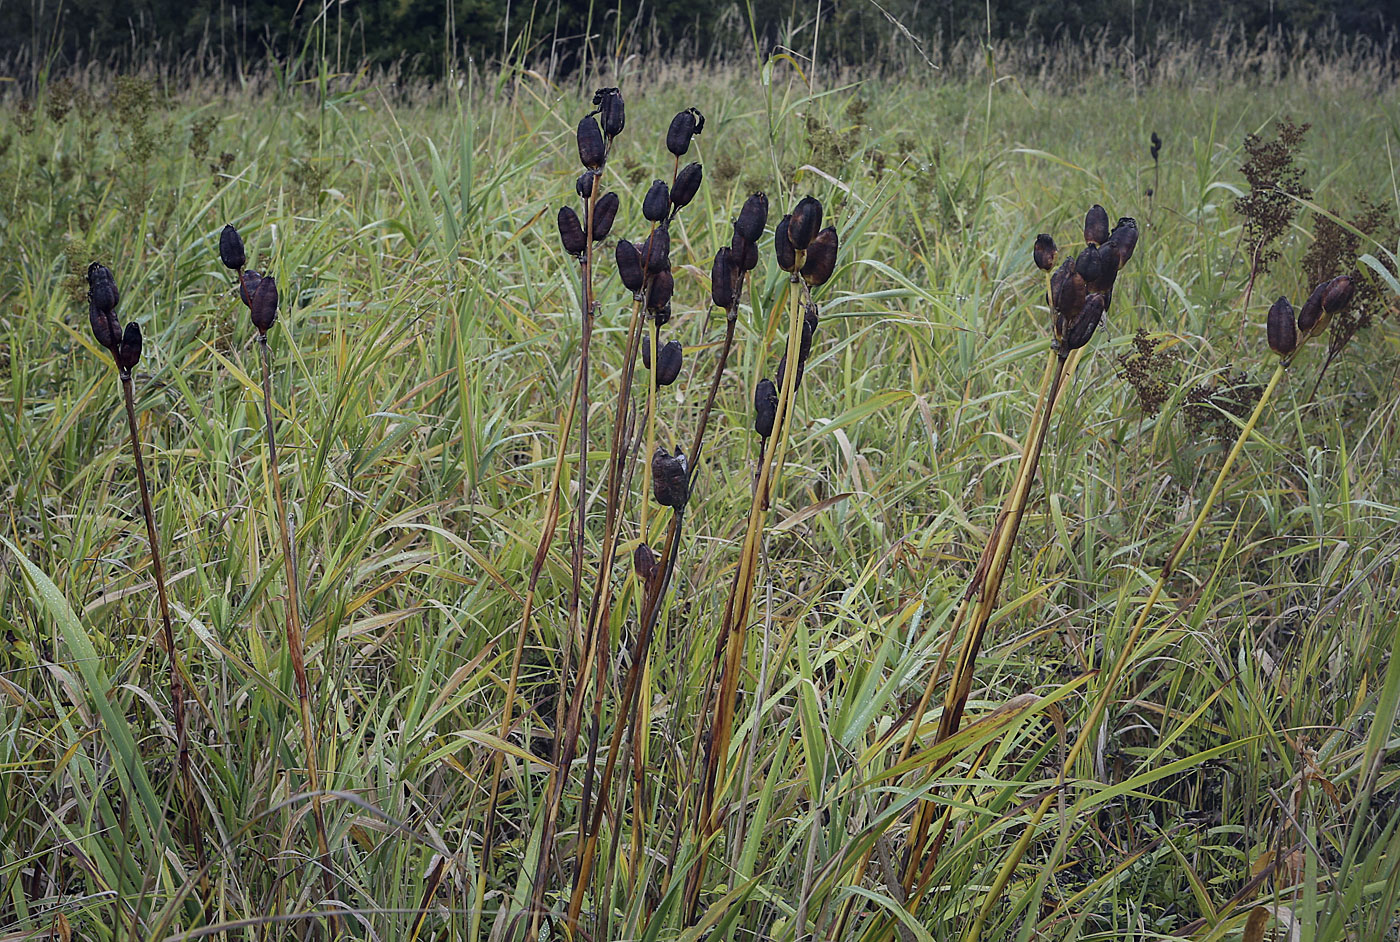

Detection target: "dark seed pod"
[1053, 264, 1087, 320]
[646, 269, 674, 313]
[711, 247, 735, 310]
[1033, 234, 1057, 272]
[87, 262, 119, 316]
[666, 108, 704, 157]
[774, 215, 796, 272]
[577, 115, 605, 170]
[653, 304, 672, 326]
[1063, 292, 1106, 351]
[1267, 296, 1297, 357]
[646, 225, 671, 275]
[671, 162, 702, 210]
[651, 447, 689, 508]
[115, 321, 142, 371]
[576, 170, 598, 200]
[616, 240, 644, 293]
[754, 378, 778, 438]
[89, 300, 119, 352]
[558, 207, 587, 257]
[634, 542, 656, 582]
[594, 87, 625, 138]
[250, 274, 279, 333]
[219, 224, 247, 270]
[643, 180, 670, 222]
[1084, 204, 1110, 246]
[1150, 131, 1162, 160]
[655, 340, 683, 386]
[591, 192, 619, 242]
[731, 232, 759, 273]
[1322, 274, 1355, 314]
[735, 192, 769, 244]
[801, 226, 838, 287]
[1075, 245, 1104, 286]
[238, 270, 262, 308]
[1107, 217, 1138, 268]
[1297, 281, 1328, 333]
[788, 196, 823, 250]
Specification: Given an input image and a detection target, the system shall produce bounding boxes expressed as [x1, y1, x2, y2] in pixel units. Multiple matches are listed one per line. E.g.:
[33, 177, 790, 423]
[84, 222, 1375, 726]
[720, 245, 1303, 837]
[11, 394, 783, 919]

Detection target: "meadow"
[2, 37, 1400, 942]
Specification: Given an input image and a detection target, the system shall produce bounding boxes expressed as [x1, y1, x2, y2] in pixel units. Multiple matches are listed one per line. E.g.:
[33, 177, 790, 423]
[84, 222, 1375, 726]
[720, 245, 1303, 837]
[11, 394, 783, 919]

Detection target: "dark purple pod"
[754, 378, 778, 438]
[1053, 264, 1087, 319]
[616, 240, 644, 293]
[1297, 280, 1328, 333]
[558, 207, 587, 256]
[576, 170, 598, 200]
[591, 192, 619, 242]
[644, 180, 670, 222]
[1063, 293, 1106, 351]
[711, 247, 735, 310]
[801, 226, 838, 287]
[655, 340, 683, 386]
[634, 541, 656, 581]
[594, 87, 625, 138]
[1033, 234, 1057, 272]
[1075, 245, 1105, 286]
[788, 196, 823, 250]
[1322, 274, 1355, 314]
[1267, 296, 1297, 357]
[87, 262, 119, 316]
[219, 224, 246, 270]
[671, 162, 702, 210]
[666, 108, 704, 157]
[774, 215, 796, 272]
[645, 225, 670, 275]
[1084, 204, 1110, 246]
[646, 269, 674, 313]
[651, 447, 689, 508]
[115, 321, 142, 371]
[89, 300, 119, 352]
[577, 115, 605, 170]
[1107, 217, 1138, 267]
[250, 274, 279, 333]
[238, 270, 262, 308]
[731, 232, 758, 273]
[734, 192, 769, 244]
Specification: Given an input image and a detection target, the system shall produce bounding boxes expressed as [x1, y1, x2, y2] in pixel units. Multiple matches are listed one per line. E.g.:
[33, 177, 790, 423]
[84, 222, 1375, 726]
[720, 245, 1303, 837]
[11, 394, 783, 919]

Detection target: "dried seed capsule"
[616, 240, 644, 293]
[671, 162, 702, 210]
[250, 274, 279, 333]
[1063, 292, 1106, 351]
[644, 180, 670, 222]
[577, 115, 605, 170]
[1107, 217, 1138, 268]
[1034, 234, 1057, 272]
[594, 87, 625, 138]
[646, 269, 674, 313]
[1053, 263, 1087, 319]
[634, 542, 656, 581]
[87, 262, 119, 316]
[653, 304, 672, 326]
[1267, 296, 1297, 357]
[711, 247, 735, 309]
[558, 207, 587, 257]
[645, 225, 671, 275]
[1150, 131, 1162, 160]
[801, 226, 838, 287]
[238, 270, 262, 308]
[731, 232, 758, 273]
[219, 224, 247, 270]
[1297, 280, 1328, 333]
[651, 447, 689, 508]
[591, 192, 619, 242]
[655, 340, 683, 386]
[1075, 245, 1104, 286]
[774, 215, 796, 272]
[1084, 204, 1110, 246]
[88, 300, 119, 352]
[1322, 274, 1355, 313]
[115, 321, 142, 371]
[734, 192, 769, 244]
[754, 378, 778, 438]
[576, 170, 598, 199]
[788, 196, 823, 250]
[666, 108, 704, 157]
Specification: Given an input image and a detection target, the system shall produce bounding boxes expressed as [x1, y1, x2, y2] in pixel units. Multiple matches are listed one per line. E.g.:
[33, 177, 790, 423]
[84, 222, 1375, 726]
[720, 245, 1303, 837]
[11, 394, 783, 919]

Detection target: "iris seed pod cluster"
[1268, 273, 1356, 357]
[651, 447, 689, 509]
[557, 89, 626, 259]
[1045, 205, 1139, 355]
[220, 223, 277, 335]
[87, 263, 142, 372]
[712, 192, 768, 314]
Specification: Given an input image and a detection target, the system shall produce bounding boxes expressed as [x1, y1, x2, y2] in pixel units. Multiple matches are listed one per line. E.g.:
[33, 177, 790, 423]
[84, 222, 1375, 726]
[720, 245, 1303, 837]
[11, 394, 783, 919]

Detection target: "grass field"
[3, 44, 1400, 942]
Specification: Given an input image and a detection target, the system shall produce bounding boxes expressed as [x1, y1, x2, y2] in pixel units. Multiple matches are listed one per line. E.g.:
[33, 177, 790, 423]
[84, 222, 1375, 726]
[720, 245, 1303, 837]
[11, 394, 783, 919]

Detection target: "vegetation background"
[2, 3, 1400, 942]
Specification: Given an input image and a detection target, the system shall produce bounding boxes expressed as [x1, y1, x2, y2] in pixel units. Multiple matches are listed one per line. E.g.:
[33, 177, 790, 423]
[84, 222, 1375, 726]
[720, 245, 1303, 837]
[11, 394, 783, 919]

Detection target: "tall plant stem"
[257, 334, 338, 934]
[119, 372, 208, 884]
[963, 360, 1288, 942]
[481, 365, 583, 868]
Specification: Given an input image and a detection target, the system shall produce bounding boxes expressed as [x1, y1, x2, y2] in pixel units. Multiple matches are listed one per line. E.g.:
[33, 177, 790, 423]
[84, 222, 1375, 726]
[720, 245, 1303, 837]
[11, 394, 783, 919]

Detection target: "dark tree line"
[3, 0, 1394, 77]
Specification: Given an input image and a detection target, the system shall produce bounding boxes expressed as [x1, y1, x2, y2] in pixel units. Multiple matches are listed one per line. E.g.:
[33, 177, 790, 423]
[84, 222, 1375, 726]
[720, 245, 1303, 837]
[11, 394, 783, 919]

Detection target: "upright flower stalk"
[219, 226, 338, 931]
